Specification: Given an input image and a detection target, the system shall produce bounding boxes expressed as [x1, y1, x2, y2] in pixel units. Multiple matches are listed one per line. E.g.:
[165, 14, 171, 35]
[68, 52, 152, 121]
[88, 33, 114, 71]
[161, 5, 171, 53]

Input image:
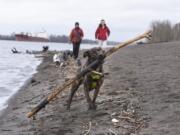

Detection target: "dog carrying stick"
[26, 31, 151, 118]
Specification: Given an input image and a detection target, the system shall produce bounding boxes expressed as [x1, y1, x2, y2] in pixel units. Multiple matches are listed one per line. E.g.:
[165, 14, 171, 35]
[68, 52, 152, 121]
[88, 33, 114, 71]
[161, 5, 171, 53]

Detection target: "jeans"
[73, 42, 81, 59]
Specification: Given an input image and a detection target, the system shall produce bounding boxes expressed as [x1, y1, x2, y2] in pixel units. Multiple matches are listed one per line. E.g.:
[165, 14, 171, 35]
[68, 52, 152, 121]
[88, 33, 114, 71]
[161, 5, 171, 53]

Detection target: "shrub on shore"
[150, 20, 180, 43]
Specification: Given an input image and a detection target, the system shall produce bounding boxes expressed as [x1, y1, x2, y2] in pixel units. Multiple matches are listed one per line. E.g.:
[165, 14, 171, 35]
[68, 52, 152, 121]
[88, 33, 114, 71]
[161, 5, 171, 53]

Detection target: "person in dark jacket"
[69, 22, 84, 59]
[95, 19, 110, 47]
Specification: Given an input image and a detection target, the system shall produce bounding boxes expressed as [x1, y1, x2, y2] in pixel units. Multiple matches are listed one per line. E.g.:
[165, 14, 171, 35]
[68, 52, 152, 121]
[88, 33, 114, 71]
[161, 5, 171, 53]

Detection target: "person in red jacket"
[95, 19, 110, 47]
[69, 22, 84, 59]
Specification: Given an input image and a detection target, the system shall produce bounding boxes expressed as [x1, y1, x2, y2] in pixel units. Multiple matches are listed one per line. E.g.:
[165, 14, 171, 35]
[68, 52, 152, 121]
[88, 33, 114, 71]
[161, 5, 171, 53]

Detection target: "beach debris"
[31, 78, 37, 83]
[32, 116, 36, 120]
[135, 121, 145, 132]
[11, 47, 21, 54]
[108, 99, 146, 134]
[53, 53, 62, 67]
[111, 112, 117, 116]
[31, 79, 41, 86]
[112, 118, 119, 123]
[53, 50, 74, 67]
[12, 107, 19, 110]
[26, 31, 152, 118]
[82, 121, 92, 135]
[76, 58, 82, 66]
[1, 129, 12, 131]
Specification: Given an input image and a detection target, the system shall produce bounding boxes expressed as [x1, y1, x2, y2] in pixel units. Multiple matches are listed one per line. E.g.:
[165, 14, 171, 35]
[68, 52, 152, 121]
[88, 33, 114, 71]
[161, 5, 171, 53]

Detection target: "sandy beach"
[0, 41, 180, 135]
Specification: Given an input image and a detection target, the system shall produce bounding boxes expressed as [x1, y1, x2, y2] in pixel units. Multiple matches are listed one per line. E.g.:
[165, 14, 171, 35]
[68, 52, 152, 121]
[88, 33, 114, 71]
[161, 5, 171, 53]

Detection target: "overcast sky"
[0, 0, 179, 41]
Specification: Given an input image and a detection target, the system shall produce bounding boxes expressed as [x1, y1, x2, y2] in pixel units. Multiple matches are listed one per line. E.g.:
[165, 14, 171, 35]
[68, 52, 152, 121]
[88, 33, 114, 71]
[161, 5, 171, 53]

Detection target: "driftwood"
[135, 121, 145, 132]
[26, 31, 151, 118]
[83, 121, 92, 135]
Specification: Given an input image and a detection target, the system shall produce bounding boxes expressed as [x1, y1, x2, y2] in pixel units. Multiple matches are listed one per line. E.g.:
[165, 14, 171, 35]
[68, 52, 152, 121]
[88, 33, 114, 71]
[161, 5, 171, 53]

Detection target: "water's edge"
[0, 58, 43, 117]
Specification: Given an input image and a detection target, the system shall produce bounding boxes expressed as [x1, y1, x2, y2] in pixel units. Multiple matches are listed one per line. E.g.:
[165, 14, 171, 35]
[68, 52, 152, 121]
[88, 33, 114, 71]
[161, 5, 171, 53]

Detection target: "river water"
[0, 40, 100, 110]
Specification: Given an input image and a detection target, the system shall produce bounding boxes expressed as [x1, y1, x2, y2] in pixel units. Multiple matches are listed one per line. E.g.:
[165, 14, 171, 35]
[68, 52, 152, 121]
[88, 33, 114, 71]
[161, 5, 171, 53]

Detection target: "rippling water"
[0, 40, 100, 110]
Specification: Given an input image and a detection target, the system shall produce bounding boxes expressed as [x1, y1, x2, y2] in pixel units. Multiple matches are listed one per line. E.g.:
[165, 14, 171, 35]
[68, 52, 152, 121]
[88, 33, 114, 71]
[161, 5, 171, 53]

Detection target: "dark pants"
[73, 42, 81, 59]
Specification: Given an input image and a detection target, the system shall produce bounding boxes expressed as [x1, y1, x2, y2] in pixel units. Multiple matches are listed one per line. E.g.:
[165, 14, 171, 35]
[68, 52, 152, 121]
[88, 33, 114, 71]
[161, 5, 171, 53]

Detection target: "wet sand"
[0, 42, 180, 135]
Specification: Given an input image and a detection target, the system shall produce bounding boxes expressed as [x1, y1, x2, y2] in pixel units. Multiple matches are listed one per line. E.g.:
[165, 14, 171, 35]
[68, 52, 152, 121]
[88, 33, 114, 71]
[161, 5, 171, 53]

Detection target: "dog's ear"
[83, 51, 90, 58]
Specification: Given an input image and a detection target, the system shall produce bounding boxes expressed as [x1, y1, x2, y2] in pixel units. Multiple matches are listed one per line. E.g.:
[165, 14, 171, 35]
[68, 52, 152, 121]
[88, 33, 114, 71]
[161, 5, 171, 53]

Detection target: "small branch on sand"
[83, 121, 92, 135]
[135, 121, 145, 132]
[118, 116, 133, 121]
[1, 129, 12, 131]
[121, 110, 135, 118]
[114, 124, 132, 132]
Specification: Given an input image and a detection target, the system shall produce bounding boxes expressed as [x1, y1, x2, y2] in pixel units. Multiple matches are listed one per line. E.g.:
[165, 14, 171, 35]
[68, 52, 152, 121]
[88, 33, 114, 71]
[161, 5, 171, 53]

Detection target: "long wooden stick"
[26, 31, 151, 118]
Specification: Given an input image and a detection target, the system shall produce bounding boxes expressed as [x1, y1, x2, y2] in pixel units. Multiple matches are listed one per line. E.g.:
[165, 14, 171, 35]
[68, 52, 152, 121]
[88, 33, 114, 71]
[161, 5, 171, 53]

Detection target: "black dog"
[63, 50, 73, 61]
[67, 47, 105, 110]
[42, 46, 49, 52]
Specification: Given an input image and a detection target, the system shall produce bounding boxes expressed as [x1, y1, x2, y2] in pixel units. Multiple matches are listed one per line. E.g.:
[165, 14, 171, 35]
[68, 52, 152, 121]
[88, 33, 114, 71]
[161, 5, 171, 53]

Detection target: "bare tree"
[172, 23, 180, 41]
[150, 20, 173, 43]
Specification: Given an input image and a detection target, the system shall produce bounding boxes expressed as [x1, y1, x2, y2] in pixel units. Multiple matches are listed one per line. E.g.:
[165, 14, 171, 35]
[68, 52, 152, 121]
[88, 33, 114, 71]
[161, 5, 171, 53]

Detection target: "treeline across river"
[0, 34, 118, 45]
[1, 20, 179, 44]
[150, 20, 180, 43]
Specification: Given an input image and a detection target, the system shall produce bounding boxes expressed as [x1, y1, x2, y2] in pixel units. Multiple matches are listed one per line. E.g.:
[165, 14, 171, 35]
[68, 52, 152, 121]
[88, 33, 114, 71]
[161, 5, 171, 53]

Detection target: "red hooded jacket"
[70, 27, 84, 43]
[95, 25, 110, 41]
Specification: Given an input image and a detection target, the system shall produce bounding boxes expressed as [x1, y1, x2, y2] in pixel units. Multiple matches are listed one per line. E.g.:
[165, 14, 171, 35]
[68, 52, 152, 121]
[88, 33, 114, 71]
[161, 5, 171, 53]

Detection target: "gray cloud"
[0, 0, 179, 41]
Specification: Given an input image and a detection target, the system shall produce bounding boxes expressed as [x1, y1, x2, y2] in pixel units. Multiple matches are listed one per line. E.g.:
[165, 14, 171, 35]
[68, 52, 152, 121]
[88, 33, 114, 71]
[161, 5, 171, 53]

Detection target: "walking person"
[69, 22, 84, 59]
[95, 19, 110, 48]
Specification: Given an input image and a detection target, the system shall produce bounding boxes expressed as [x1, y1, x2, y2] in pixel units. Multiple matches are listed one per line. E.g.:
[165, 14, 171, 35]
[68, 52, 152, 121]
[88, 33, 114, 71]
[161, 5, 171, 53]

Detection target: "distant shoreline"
[0, 34, 119, 45]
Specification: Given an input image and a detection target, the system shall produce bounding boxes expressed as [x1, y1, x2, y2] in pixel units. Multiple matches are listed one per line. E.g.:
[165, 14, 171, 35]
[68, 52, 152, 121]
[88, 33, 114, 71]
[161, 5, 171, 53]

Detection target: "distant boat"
[15, 31, 49, 42]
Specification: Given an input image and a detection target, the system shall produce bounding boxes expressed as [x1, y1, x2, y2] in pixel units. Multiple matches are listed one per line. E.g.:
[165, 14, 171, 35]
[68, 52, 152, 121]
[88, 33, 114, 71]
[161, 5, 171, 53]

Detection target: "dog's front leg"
[92, 80, 103, 109]
[84, 80, 96, 110]
[67, 80, 82, 110]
